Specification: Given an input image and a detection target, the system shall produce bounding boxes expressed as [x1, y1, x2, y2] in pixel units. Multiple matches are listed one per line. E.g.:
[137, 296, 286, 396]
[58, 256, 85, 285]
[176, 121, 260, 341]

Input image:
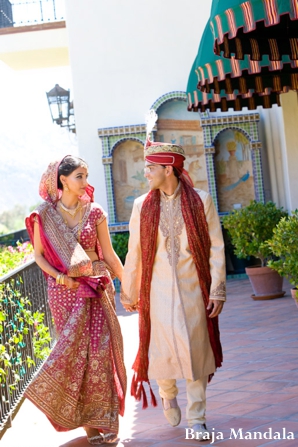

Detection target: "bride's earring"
[63, 183, 69, 192]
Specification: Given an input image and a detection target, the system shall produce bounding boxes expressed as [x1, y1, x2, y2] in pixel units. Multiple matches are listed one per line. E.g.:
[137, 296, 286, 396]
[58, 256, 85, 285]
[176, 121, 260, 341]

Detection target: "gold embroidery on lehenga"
[25, 258, 124, 433]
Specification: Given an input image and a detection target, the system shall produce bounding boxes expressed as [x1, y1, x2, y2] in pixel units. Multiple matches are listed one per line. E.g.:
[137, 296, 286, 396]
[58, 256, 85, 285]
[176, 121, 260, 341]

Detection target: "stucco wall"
[280, 91, 298, 212]
[258, 106, 287, 209]
[64, 0, 212, 210]
[0, 25, 69, 70]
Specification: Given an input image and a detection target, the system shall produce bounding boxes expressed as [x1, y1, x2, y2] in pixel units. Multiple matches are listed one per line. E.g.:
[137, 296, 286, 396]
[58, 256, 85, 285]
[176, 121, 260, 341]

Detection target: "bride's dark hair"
[57, 155, 88, 189]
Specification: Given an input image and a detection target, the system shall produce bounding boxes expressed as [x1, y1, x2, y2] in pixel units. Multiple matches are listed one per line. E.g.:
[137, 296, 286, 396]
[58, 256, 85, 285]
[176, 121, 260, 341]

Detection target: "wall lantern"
[46, 84, 75, 131]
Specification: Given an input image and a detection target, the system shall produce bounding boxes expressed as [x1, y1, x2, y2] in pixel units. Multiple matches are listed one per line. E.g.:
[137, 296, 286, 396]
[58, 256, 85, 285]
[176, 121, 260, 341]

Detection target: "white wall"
[0, 27, 67, 52]
[259, 92, 298, 213]
[64, 0, 212, 210]
[258, 106, 287, 209]
[0, 27, 69, 70]
[280, 91, 298, 212]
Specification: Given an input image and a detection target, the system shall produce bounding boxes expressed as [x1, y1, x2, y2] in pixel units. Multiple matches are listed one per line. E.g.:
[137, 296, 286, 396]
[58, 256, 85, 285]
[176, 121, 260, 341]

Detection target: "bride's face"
[61, 166, 89, 196]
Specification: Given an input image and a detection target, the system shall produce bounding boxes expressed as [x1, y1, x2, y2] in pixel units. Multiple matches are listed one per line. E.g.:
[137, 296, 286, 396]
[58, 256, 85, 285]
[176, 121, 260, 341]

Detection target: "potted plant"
[266, 210, 298, 308]
[222, 200, 287, 300]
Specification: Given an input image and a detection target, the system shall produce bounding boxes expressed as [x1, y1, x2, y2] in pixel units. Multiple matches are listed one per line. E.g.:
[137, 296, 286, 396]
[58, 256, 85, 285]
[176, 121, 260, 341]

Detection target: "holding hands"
[122, 302, 139, 312]
[120, 289, 139, 312]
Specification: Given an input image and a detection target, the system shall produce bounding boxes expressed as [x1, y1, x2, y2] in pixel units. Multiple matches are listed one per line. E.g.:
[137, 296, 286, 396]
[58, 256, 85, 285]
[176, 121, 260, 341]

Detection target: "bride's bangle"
[56, 273, 61, 285]
[56, 273, 65, 285]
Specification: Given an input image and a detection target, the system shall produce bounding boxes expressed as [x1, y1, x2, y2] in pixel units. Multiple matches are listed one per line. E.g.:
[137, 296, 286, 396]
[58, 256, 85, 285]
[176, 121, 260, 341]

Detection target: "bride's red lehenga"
[25, 160, 126, 439]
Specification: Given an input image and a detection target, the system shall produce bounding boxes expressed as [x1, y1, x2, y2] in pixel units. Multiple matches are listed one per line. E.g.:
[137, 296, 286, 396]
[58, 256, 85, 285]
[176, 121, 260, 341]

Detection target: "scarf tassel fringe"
[131, 373, 158, 409]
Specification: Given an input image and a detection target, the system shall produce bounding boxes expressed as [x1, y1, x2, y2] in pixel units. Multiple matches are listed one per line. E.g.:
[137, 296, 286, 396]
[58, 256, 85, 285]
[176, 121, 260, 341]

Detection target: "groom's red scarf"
[131, 179, 223, 408]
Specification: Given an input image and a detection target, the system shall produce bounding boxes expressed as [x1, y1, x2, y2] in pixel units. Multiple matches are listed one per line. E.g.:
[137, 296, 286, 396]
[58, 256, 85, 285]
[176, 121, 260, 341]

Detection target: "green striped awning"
[210, 0, 298, 60]
[186, 21, 298, 112]
[187, 73, 281, 112]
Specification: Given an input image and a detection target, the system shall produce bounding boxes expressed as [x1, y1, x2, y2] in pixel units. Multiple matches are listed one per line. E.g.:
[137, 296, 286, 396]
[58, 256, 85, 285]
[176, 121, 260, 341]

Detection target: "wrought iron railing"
[0, 229, 29, 247]
[0, 0, 65, 28]
[0, 260, 54, 435]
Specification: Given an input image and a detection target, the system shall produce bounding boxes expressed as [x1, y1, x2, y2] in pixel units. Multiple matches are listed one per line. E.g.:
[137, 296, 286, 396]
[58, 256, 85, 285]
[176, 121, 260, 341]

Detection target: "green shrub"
[222, 200, 287, 267]
[111, 232, 129, 264]
[267, 210, 298, 289]
[0, 224, 9, 236]
[0, 242, 34, 277]
[0, 205, 26, 232]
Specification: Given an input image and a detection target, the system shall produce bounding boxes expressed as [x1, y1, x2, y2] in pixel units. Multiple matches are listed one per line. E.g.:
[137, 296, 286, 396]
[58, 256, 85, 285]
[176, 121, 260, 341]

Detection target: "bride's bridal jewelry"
[59, 200, 81, 218]
[59, 202, 83, 243]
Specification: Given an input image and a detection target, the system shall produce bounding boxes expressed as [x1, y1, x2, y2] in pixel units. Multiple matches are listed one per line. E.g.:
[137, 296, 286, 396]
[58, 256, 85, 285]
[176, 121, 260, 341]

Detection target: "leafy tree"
[0, 223, 9, 236]
[0, 205, 27, 232]
[29, 202, 42, 212]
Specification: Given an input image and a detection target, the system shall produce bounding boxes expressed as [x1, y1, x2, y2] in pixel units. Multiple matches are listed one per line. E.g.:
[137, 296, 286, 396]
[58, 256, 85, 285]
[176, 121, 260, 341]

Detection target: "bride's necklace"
[59, 202, 83, 243]
[59, 200, 81, 218]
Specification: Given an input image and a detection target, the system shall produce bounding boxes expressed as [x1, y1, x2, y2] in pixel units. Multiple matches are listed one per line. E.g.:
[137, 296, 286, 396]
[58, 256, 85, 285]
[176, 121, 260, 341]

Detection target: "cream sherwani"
[121, 184, 226, 383]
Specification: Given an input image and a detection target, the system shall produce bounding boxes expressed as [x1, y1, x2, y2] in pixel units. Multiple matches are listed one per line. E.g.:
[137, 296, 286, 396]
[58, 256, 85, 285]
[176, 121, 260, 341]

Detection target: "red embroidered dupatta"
[131, 179, 223, 407]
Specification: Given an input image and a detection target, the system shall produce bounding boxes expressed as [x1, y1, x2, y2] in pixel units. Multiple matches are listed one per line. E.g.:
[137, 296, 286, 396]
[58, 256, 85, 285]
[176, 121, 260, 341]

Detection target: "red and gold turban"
[144, 140, 193, 187]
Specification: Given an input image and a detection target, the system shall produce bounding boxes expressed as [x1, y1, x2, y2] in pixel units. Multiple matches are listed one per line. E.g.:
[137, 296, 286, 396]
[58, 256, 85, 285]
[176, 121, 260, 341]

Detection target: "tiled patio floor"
[1, 278, 298, 446]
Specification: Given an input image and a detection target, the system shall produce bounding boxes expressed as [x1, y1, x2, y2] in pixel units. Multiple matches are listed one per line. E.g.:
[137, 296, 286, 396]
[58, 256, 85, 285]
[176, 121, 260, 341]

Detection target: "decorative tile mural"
[154, 97, 208, 192]
[214, 129, 254, 212]
[200, 112, 264, 213]
[99, 91, 205, 227]
[99, 94, 264, 228]
[100, 128, 147, 228]
[112, 139, 147, 222]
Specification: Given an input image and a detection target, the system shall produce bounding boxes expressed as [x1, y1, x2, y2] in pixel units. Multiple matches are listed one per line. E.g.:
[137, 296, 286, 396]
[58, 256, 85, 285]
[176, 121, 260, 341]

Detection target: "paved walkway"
[1, 278, 298, 446]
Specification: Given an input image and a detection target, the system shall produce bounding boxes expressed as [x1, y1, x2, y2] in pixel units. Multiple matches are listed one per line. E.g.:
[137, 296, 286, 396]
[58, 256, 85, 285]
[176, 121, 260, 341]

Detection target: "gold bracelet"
[56, 274, 61, 285]
[61, 274, 65, 286]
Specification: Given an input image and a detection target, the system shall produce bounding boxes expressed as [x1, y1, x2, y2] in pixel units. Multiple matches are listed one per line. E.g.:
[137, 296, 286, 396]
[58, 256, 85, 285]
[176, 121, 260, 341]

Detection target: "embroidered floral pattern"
[145, 144, 185, 156]
[26, 260, 125, 432]
[39, 160, 61, 204]
[210, 281, 226, 299]
[159, 186, 184, 267]
[26, 261, 121, 433]
[39, 202, 93, 277]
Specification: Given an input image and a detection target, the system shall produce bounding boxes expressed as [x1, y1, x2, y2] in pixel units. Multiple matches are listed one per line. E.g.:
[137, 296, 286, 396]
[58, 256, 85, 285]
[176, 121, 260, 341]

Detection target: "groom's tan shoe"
[162, 397, 181, 427]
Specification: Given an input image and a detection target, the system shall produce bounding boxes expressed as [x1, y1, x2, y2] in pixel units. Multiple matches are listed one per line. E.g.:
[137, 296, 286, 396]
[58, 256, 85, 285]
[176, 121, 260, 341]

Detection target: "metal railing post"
[52, 0, 56, 20]
[39, 0, 43, 22]
[0, 261, 54, 435]
[1, 0, 65, 28]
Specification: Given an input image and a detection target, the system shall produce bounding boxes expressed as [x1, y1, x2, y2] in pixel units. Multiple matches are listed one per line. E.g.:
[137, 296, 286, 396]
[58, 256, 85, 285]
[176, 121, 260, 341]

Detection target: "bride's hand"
[64, 276, 80, 289]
